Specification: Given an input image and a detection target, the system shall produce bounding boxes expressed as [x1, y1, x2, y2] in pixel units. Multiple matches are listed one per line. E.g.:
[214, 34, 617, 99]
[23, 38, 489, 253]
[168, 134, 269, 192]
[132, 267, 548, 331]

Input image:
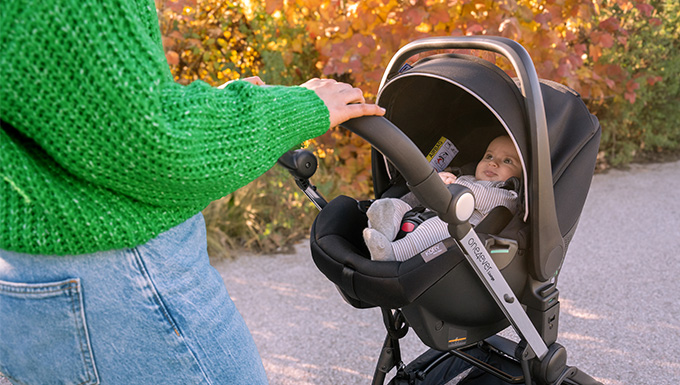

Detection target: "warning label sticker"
[426, 137, 459, 172]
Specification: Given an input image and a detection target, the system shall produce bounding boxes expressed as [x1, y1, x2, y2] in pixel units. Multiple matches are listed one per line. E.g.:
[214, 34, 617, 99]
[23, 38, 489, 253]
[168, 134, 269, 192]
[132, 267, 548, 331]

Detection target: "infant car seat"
[282, 36, 601, 385]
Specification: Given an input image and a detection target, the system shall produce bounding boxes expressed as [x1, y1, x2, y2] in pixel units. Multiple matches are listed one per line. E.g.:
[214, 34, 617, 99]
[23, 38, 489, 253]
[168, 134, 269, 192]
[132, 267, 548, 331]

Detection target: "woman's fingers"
[338, 103, 385, 124]
[340, 86, 366, 105]
[301, 78, 385, 128]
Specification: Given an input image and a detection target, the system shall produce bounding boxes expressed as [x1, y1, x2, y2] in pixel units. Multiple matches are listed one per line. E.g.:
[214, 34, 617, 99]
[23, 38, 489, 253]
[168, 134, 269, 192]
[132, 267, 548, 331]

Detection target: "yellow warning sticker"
[426, 136, 459, 172]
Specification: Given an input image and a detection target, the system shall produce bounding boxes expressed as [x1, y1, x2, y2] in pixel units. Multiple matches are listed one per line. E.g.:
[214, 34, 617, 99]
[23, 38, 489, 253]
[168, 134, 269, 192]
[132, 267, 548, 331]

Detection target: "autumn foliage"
[302, 0, 655, 103]
[160, 0, 657, 101]
[156, 0, 679, 254]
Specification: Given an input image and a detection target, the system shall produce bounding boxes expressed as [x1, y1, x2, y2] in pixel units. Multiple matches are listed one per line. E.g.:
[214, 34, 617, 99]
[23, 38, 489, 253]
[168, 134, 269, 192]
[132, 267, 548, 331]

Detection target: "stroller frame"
[279, 37, 601, 385]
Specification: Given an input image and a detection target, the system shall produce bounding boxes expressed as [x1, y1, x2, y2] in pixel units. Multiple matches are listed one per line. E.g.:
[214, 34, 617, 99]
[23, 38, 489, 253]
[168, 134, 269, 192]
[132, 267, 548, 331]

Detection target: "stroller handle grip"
[340, 116, 469, 228]
[380, 36, 564, 282]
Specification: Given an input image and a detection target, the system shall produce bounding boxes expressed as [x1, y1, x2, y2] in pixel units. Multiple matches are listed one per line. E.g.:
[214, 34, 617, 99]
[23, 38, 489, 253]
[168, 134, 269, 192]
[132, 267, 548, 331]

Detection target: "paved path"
[216, 160, 680, 385]
[2, 161, 677, 385]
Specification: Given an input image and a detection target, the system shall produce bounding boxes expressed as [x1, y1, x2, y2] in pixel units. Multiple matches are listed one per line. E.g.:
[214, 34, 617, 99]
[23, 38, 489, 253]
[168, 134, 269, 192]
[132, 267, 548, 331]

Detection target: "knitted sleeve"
[0, 0, 330, 208]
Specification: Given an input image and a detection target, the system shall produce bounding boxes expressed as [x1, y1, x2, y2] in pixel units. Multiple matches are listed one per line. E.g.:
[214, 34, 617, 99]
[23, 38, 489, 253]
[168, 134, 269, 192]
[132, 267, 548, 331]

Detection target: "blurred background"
[155, 0, 680, 257]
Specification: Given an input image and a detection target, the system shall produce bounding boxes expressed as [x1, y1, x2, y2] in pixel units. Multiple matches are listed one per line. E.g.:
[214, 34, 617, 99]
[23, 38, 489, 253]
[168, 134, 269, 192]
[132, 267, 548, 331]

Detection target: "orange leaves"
[598, 17, 622, 33]
[313, 127, 374, 198]
[597, 31, 615, 48]
[265, 0, 284, 15]
[428, 2, 453, 27]
[165, 50, 180, 65]
[157, 0, 662, 106]
[403, 6, 428, 25]
[635, 3, 654, 16]
[646, 75, 662, 86]
[465, 23, 485, 35]
[624, 79, 640, 104]
[302, 0, 657, 107]
[163, 0, 190, 13]
[157, 0, 325, 86]
[151, 0, 676, 244]
[498, 17, 521, 39]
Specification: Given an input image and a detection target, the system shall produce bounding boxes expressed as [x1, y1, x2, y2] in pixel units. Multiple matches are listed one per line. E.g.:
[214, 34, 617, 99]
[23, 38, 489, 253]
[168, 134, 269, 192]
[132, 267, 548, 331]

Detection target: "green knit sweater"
[0, 0, 330, 255]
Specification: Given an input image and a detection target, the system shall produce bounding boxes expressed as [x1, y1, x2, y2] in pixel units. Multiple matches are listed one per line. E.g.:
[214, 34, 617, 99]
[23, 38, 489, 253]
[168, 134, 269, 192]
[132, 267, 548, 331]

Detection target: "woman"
[0, 1, 384, 384]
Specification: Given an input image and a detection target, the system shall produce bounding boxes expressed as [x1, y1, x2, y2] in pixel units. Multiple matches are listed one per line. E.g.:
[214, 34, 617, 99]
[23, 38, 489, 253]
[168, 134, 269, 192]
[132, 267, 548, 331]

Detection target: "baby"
[363, 135, 522, 261]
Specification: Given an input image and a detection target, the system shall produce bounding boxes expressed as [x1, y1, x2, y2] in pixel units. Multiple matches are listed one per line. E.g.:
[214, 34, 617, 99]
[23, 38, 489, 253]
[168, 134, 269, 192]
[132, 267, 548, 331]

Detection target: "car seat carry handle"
[381, 36, 564, 282]
[340, 116, 469, 229]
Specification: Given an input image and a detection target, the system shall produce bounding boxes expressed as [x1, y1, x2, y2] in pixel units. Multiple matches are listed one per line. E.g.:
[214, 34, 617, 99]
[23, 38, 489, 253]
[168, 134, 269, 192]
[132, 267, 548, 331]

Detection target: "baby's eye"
[485, 154, 494, 160]
[503, 158, 513, 164]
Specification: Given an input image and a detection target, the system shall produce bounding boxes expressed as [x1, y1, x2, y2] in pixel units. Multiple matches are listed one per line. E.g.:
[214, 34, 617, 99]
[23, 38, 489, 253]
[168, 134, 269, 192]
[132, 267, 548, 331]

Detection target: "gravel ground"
[2, 160, 678, 385]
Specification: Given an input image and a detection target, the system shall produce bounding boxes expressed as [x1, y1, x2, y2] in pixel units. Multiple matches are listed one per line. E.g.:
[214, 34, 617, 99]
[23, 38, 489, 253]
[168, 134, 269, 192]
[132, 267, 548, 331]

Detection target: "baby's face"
[475, 136, 522, 182]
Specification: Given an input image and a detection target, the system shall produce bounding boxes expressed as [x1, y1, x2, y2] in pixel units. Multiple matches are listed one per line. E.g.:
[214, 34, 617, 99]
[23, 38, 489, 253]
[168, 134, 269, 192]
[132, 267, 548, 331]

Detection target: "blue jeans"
[0, 213, 268, 385]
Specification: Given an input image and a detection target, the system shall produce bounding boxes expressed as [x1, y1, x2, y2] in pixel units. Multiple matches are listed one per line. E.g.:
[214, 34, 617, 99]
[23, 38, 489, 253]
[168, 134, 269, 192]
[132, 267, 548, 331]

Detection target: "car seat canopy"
[375, 53, 600, 249]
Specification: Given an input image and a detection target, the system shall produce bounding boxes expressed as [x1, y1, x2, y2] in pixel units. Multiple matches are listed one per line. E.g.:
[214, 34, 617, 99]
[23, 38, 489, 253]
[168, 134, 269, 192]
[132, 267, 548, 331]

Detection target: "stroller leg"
[372, 333, 402, 385]
[372, 308, 409, 385]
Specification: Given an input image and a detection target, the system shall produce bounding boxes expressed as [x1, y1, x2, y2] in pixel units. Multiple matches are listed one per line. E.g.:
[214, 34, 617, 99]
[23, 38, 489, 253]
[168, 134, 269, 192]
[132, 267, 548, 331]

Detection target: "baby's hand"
[438, 172, 457, 184]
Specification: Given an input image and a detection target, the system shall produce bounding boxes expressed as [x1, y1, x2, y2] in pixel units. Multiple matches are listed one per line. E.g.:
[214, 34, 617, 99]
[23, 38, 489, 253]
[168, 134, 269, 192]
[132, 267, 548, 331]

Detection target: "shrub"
[157, 0, 680, 256]
[591, 0, 680, 165]
[202, 165, 321, 257]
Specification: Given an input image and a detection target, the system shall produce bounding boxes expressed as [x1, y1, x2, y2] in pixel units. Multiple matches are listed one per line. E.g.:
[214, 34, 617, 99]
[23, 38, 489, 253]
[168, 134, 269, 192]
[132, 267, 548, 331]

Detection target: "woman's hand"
[300, 78, 385, 128]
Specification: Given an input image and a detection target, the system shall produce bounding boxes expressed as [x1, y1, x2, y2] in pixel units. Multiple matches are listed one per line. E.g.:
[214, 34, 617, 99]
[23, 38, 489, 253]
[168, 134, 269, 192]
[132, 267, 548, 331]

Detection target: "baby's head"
[475, 135, 521, 182]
